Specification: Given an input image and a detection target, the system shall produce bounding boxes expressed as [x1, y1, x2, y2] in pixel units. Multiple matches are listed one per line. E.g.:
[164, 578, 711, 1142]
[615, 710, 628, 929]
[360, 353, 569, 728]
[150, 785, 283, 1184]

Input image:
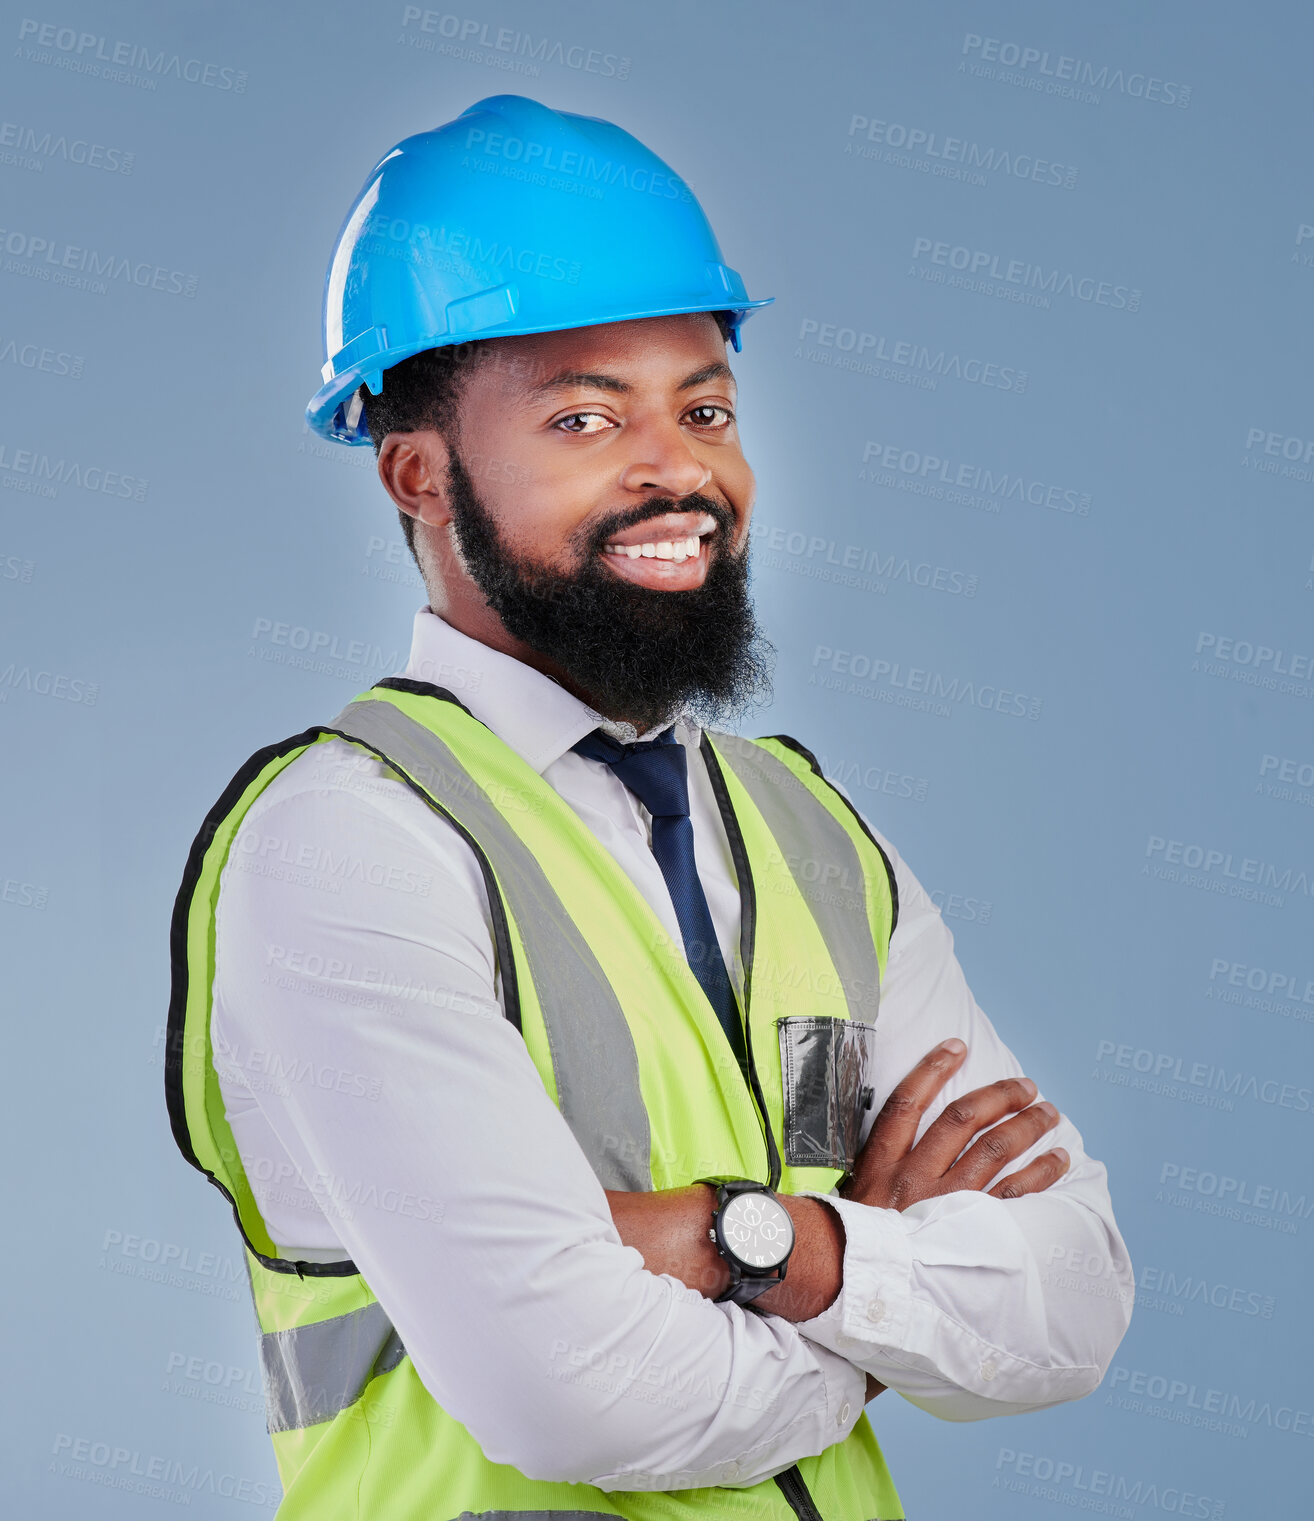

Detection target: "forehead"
[471, 313, 731, 400]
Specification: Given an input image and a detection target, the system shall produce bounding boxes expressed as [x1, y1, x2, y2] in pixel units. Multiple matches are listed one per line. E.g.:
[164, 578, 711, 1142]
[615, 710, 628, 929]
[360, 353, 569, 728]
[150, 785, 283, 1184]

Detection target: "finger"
[987, 1147, 1071, 1200]
[858, 1039, 968, 1166]
[912, 1075, 1039, 1173]
[944, 1102, 1060, 1191]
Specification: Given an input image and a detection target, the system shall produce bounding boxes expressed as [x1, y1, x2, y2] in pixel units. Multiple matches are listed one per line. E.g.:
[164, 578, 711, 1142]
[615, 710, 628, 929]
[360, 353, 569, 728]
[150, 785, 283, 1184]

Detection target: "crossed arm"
[607, 1038, 1072, 1403]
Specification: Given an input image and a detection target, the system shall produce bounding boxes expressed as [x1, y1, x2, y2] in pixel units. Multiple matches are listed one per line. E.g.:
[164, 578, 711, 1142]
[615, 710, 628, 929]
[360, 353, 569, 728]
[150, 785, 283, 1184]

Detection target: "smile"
[599, 514, 717, 590]
[598, 511, 720, 588]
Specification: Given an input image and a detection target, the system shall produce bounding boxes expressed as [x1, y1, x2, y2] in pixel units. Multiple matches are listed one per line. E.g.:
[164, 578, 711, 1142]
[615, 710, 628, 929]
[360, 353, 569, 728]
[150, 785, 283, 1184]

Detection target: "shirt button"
[980, 1359, 998, 1382]
[837, 1400, 852, 1427]
[865, 1297, 886, 1325]
[722, 1461, 740, 1481]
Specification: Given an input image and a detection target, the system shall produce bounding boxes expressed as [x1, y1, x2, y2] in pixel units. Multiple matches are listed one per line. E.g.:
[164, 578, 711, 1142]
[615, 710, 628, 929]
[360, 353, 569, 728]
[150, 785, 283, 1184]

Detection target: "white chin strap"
[343, 389, 365, 434]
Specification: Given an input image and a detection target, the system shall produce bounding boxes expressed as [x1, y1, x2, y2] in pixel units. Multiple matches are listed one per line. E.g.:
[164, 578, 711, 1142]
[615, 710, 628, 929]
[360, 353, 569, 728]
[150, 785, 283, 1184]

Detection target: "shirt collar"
[400, 607, 699, 773]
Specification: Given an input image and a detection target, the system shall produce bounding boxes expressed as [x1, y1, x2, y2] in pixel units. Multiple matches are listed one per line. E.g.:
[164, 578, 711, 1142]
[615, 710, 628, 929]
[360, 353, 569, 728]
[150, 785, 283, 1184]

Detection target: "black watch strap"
[698, 1178, 793, 1306]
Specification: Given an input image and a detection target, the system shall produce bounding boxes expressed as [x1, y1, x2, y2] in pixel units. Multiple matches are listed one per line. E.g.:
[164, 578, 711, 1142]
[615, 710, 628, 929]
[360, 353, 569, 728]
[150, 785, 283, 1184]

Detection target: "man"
[167, 95, 1132, 1521]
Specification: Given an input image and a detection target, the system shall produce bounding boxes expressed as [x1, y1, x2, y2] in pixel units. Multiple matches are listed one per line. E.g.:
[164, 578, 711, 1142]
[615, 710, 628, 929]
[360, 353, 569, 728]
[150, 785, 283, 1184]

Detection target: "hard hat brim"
[306, 295, 775, 447]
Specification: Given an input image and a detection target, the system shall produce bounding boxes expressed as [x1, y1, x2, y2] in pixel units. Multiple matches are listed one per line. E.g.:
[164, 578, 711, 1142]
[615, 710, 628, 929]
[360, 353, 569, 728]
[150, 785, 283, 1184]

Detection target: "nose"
[617, 416, 712, 500]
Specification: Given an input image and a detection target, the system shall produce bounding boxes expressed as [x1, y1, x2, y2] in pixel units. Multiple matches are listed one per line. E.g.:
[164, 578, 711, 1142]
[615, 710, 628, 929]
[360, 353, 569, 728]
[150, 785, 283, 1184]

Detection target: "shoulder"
[217, 734, 489, 923]
[235, 734, 451, 844]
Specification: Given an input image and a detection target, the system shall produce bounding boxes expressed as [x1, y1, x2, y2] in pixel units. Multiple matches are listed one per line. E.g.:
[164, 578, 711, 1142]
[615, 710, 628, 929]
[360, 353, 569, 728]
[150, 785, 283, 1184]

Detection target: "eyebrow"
[527, 360, 735, 399]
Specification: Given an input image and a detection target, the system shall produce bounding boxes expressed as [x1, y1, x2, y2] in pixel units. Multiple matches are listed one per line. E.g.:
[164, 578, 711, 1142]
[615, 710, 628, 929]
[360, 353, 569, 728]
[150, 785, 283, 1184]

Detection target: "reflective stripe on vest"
[712, 735, 881, 1026]
[329, 693, 653, 1192]
[263, 1300, 406, 1434]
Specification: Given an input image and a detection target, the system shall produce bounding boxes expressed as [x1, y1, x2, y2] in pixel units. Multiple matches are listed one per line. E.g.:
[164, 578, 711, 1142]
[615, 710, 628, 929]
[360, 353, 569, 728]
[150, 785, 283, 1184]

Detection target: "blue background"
[3, 1, 1310, 1514]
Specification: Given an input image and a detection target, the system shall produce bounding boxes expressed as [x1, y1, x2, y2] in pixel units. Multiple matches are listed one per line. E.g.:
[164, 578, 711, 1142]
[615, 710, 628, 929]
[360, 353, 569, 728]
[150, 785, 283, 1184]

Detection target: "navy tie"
[573, 727, 748, 1076]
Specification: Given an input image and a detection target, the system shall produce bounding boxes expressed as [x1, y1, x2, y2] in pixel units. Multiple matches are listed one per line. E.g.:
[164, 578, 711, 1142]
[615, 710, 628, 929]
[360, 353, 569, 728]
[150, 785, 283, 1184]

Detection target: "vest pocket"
[777, 1017, 878, 1171]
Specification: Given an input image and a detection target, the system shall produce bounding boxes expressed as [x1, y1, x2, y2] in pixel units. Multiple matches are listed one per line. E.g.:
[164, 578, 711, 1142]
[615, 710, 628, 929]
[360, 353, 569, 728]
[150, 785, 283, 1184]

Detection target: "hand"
[842, 1038, 1069, 1210]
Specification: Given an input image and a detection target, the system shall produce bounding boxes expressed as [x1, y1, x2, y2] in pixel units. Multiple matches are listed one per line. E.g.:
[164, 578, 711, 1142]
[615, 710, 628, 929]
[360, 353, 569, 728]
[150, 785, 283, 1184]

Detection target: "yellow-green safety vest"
[166, 677, 904, 1520]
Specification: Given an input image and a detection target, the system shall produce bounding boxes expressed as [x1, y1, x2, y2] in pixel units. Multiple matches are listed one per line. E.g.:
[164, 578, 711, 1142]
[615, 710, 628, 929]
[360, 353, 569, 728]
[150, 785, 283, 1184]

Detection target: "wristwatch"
[700, 1178, 796, 1306]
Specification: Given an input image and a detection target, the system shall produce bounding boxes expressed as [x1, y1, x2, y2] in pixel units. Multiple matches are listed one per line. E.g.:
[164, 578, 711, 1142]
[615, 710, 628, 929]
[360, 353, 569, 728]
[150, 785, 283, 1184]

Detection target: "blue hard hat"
[305, 94, 774, 445]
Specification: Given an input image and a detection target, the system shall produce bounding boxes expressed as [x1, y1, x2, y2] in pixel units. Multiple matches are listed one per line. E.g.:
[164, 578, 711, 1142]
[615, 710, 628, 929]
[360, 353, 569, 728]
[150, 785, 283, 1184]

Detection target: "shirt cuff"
[813, 1326, 870, 1442]
[719, 1334, 867, 1487]
[790, 1191, 915, 1360]
[588, 1298, 869, 1491]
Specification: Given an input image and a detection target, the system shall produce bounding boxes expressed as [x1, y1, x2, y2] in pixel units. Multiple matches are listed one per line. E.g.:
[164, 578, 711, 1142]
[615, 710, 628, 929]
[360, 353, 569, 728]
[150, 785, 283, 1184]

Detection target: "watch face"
[721, 1191, 795, 1270]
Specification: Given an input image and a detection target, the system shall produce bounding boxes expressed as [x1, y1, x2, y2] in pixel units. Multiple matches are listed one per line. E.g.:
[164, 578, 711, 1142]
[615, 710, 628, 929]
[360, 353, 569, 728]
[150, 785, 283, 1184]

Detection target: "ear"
[376, 432, 454, 530]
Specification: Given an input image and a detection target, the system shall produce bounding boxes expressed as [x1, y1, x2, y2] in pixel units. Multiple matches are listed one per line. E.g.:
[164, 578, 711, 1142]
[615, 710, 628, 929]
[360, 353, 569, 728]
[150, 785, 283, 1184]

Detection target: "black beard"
[443, 448, 774, 733]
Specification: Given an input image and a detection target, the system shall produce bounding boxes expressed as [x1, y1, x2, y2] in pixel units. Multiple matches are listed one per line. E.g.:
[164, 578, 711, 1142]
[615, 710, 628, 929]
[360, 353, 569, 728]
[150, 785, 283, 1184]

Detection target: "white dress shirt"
[212, 607, 1132, 1491]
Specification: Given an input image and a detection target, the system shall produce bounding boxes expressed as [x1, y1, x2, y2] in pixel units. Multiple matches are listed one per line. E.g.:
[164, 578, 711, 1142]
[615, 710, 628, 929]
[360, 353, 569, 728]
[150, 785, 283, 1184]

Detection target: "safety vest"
[167, 677, 904, 1521]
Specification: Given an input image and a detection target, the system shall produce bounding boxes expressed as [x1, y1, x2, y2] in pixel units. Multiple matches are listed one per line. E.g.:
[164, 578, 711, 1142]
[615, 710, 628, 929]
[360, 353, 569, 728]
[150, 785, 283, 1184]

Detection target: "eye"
[552, 411, 614, 435]
[685, 404, 734, 429]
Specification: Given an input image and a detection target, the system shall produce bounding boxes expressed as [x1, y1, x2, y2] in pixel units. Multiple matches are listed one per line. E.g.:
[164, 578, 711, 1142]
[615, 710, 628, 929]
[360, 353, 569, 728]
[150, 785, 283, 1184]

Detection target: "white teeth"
[603, 534, 705, 562]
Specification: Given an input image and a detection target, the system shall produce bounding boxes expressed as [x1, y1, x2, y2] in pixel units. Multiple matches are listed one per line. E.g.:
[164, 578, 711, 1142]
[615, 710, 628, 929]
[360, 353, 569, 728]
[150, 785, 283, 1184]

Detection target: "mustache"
[573, 492, 737, 558]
